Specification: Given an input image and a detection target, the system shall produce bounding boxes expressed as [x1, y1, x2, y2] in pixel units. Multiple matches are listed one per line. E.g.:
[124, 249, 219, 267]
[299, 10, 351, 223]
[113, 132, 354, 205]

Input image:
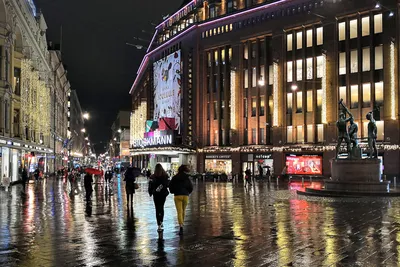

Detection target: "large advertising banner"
[153, 50, 181, 131]
[285, 155, 323, 175]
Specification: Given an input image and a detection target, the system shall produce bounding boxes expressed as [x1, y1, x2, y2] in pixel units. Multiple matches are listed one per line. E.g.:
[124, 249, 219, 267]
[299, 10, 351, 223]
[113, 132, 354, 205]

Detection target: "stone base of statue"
[296, 158, 400, 197]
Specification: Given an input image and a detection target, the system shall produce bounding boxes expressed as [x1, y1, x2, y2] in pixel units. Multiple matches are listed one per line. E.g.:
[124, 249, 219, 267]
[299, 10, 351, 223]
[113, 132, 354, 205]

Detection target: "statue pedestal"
[326, 158, 388, 192]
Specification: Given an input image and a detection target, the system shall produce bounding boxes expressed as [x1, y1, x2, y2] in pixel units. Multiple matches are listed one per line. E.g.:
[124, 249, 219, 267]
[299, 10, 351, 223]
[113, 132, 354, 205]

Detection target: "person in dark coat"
[34, 168, 40, 182]
[84, 173, 93, 202]
[148, 164, 170, 233]
[124, 167, 139, 206]
[21, 167, 28, 193]
[244, 169, 252, 187]
[169, 165, 193, 235]
[105, 169, 113, 183]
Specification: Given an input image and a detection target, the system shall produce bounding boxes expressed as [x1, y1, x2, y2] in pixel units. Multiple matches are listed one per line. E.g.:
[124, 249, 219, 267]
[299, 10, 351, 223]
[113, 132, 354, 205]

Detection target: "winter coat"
[148, 174, 169, 197]
[169, 172, 193, 196]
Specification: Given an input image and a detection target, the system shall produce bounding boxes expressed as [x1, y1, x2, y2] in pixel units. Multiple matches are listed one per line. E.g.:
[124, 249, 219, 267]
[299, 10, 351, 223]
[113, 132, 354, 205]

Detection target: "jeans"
[174, 195, 189, 226]
[153, 195, 167, 226]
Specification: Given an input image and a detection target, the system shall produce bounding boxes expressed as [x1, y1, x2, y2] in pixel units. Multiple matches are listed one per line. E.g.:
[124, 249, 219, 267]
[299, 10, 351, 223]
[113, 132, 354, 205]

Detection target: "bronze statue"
[336, 99, 353, 158]
[366, 112, 378, 158]
[348, 117, 358, 149]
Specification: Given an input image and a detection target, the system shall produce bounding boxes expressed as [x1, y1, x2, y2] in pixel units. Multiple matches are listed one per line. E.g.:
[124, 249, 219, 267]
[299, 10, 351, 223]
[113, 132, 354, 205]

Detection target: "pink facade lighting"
[156, 0, 197, 30]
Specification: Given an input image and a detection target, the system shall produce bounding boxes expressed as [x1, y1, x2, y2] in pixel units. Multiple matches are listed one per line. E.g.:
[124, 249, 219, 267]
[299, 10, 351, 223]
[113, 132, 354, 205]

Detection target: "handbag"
[134, 183, 139, 189]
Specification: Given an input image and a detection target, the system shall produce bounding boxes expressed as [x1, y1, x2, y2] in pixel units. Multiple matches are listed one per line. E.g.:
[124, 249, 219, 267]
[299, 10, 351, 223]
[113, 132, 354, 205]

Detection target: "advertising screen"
[285, 155, 323, 175]
[153, 50, 181, 131]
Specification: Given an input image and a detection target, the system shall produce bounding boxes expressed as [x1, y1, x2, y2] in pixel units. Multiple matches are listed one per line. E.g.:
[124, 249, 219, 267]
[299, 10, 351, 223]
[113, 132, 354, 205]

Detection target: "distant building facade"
[110, 111, 130, 163]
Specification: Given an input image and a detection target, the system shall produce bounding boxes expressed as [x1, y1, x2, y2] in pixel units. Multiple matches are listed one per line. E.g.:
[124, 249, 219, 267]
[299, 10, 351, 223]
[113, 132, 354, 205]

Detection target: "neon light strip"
[146, 29, 158, 53]
[391, 42, 396, 120]
[155, 0, 196, 30]
[130, 25, 197, 94]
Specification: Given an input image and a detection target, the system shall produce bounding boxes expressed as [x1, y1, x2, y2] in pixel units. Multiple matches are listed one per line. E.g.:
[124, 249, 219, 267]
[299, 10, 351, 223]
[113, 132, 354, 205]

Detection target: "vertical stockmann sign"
[133, 133, 173, 148]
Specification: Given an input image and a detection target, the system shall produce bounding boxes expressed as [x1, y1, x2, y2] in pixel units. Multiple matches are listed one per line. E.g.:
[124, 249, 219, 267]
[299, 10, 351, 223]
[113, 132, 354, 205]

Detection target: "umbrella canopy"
[85, 168, 102, 175]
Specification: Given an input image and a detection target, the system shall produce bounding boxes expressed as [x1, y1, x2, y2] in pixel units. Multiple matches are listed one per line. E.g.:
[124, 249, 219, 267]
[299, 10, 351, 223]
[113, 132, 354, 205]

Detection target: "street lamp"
[85, 137, 89, 141]
[113, 137, 117, 141]
[258, 76, 265, 86]
[87, 142, 90, 146]
[291, 84, 298, 91]
[83, 112, 90, 120]
[117, 129, 122, 133]
[81, 128, 86, 133]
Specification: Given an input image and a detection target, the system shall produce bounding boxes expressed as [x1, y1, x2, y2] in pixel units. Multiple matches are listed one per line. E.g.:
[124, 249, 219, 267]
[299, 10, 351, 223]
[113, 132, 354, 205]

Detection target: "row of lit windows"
[339, 46, 383, 74]
[202, 24, 233, 39]
[243, 65, 274, 88]
[209, 127, 268, 146]
[287, 125, 324, 143]
[287, 57, 324, 82]
[287, 90, 322, 114]
[206, 48, 233, 67]
[287, 27, 323, 51]
[338, 14, 382, 41]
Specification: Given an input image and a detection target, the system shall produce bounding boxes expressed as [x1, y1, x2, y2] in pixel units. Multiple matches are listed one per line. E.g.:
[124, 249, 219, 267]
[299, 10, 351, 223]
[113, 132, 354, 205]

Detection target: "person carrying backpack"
[148, 164, 170, 233]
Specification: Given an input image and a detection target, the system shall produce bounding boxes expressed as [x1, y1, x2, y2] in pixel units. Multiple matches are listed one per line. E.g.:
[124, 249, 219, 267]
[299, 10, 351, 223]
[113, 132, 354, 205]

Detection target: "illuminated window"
[252, 128, 256, 144]
[244, 43, 249, 59]
[228, 48, 232, 61]
[287, 61, 293, 82]
[316, 27, 323, 45]
[260, 65, 265, 82]
[362, 17, 370, 36]
[350, 85, 359, 109]
[317, 89, 322, 111]
[287, 126, 293, 143]
[296, 59, 303, 81]
[251, 97, 257, 116]
[362, 83, 371, 108]
[375, 46, 383, 70]
[339, 52, 346, 75]
[251, 42, 256, 59]
[338, 22, 346, 41]
[317, 124, 324, 142]
[252, 67, 257, 87]
[307, 29, 313, 47]
[296, 91, 303, 113]
[362, 47, 370, 71]
[244, 69, 249, 88]
[268, 65, 273, 85]
[287, 34, 293, 51]
[375, 82, 384, 106]
[259, 128, 265, 144]
[350, 19, 358, 39]
[259, 97, 265, 116]
[339, 86, 347, 105]
[307, 90, 313, 112]
[296, 31, 303, 49]
[221, 49, 225, 64]
[213, 101, 218, 119]
[297, 126, 304, 143]
[376, 121, 384, 141]
[306, 58, 313, 80]
[350, 50, 358, 73]
[207, 52, 211, 67]
[221, 129, 225, 145]
[287, 93, 293, 114]
[316, 56, 324, 78]
[307, 125, 314, 143]
[374, 14, 383, 34]
[214, 50, 219, 66]
[214, 130, 218, 145]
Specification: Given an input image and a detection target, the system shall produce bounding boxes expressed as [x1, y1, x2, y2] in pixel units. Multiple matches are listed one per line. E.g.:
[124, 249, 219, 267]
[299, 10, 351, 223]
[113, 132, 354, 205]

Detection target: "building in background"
[110, 111, 130, 166]
[130, 0, 400, 179]
[49, 47, 70, 172]
[68, 90, 87, 167]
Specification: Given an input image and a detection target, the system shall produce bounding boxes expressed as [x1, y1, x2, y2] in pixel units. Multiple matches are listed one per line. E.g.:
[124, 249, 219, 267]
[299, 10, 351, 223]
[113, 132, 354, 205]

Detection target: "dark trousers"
[85, 188, 92, 201]
[153, 195, 167, 226]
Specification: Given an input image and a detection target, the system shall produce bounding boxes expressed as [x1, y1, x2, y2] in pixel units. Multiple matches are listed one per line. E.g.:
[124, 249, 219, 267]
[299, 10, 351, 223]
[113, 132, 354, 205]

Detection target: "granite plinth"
[324, 180, 389, 192]
[331, 158, 381, 182]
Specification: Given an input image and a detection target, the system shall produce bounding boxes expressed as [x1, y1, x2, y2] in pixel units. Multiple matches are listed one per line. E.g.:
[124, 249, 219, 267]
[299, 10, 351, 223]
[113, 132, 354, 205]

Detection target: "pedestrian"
[21, 167, 28, 193]
[34, 167, 40, 182]
[244, 168, 252, 187]
[146, 169, 152, 179]
[124, 167, 138, 207]
[84, 172, 93, 202]
[169, 165, 193, 236]
[266, 166, 271, 181]
[105, 169, 113, 183]
[148, 164, 170, 233]
[281, 165, 288, 181]
[258, 164, 263, 179]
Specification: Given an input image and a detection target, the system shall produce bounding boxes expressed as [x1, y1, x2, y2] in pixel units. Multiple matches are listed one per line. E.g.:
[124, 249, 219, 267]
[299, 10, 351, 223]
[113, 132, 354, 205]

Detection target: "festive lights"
[391, 42, 396, 120]
[321, 54, 327, 124]
[130, 101, 147, 147]
[230, 70, 236, 130]
[273, 62, 279, 126]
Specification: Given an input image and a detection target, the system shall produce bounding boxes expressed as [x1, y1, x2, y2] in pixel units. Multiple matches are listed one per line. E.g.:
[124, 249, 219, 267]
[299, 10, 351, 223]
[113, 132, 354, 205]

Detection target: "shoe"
[160, 223, 164, 230]
[157, 225, 163, 232]
[179, 226, 183, 236]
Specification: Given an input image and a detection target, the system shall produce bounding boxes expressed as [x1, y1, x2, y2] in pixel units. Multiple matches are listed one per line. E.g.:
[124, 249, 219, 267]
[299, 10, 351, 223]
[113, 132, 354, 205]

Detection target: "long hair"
[154, 164, 167, 178]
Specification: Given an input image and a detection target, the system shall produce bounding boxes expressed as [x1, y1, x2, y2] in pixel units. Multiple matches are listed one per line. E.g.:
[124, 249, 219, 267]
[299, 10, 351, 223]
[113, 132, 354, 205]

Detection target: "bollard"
[394, 177, 397, 188]
[302, 177, 304, 187]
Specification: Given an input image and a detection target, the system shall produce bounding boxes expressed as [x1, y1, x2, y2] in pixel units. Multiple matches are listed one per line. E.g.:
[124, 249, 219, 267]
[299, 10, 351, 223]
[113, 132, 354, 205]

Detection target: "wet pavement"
[1, 178, 400, 267]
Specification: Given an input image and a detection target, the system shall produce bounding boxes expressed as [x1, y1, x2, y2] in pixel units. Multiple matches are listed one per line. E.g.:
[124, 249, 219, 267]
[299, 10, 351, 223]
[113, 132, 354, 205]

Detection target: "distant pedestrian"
[148, 164, 170, 233]
[169, 165, 193, 236]
[266, 166, 271, 181]
[281, 165, 288, 181]
[244, 169, 252, 187]
[84, 173, 93, 202]
[124, 167, 139, 207]
[146, 169, 152, 179]
[258, 164, 263, 179]
[21, 167, 28, 193]
[105, 169, 113, 183]
[34, 168, 40, 182]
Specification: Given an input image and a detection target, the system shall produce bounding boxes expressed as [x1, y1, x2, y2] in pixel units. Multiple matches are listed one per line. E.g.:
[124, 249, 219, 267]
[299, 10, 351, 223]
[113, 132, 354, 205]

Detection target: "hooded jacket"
[169, 172, 193, 196]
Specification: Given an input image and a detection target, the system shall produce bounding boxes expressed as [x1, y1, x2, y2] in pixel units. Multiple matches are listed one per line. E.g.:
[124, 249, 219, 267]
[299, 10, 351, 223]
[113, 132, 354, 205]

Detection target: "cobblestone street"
[1, 177, 400, 266]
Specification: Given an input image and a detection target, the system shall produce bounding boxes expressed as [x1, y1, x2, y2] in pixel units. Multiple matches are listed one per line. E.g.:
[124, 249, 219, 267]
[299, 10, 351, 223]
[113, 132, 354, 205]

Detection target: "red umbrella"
[85, 168, 102, 175]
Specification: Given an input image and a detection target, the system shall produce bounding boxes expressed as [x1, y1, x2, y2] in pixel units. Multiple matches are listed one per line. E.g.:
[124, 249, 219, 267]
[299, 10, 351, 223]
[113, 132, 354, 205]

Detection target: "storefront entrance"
[204, 155, 232, 174]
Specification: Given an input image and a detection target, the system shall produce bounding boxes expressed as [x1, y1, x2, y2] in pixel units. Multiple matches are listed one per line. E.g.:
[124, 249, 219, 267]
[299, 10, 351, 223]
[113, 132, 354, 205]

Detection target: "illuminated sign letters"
[133, 134, 173, 148]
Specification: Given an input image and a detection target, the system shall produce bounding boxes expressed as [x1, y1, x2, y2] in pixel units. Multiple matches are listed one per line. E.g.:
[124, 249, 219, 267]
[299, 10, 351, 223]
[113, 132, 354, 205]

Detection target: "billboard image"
[153, 50, 181, 131]
[285, 155, 323, 175]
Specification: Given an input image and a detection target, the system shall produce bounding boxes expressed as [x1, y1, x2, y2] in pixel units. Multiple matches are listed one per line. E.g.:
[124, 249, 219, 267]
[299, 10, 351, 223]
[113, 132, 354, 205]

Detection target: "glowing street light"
[87, 142, 90, 146]
[81, 128, 86, 133]
[258, 76, 265, 86]
[83, 112, 90, 120]
[113, 137, 117, 141]
[291, 84, 298, 91]
[117, 129, 122, 133]
[375, 2, 380, 8]
[85, 137, 89, 141]
[110, 143, 113, 147]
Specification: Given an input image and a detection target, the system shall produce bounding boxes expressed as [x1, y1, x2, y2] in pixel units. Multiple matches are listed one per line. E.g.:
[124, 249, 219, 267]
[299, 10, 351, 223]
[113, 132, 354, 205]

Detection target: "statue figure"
[366, 112, 378, 158]
[336, 99, 353, 159]
[348, 117, 358, 149]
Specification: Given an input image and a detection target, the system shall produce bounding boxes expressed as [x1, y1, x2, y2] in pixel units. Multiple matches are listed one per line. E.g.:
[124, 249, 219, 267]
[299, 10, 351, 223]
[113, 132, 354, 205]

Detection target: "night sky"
[35, 0, 182, 153]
